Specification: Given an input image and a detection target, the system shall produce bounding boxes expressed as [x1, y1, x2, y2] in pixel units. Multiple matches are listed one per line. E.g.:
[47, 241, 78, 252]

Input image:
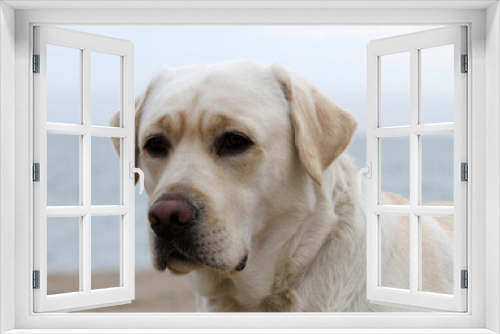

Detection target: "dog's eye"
[216, 132, 253, 156]
[144, 136, 170, 157]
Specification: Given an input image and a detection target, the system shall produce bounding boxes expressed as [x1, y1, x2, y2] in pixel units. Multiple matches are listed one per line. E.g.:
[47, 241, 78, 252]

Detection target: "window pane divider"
[372, 123, 454, 138]
[91, 205, 130, 216]
[46, 205, 130, 217]
[372, 205, 411, 215]
[412, 206, 455, 216]
[413, 123, 454, 135]
[46, 206, 88, 217]
[46, 122, 130, 137]
[90, 126, 130, 137]
[371, 205, 454, 216]
[409, 47, 419, 295]
[372, 126, 411, 137]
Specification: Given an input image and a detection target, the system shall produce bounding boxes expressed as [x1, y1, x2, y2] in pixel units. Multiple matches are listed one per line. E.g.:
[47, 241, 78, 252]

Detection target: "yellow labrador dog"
[111, 61, 453, 312]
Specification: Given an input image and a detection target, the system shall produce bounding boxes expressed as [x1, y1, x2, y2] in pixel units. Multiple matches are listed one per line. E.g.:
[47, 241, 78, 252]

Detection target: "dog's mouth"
[153, 236, 248, 274]
[153, 236, 198, 272]
[169, 248, 191, 263]
[165, 248, 198, 274]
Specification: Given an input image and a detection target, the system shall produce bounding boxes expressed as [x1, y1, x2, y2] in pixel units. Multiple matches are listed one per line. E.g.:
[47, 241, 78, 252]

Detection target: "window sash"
[32, 25, 136, 313]
[365, 26, 468, 312]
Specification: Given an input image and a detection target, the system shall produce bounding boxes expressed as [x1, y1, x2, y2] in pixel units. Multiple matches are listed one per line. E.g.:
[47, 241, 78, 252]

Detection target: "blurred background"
[45, 25, 453, 312]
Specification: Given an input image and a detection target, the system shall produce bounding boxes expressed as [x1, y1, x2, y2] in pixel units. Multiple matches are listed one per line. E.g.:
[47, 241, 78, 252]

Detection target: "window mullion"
[78, 47, 84, 293]
[119, 55, 124, 287]
[81, 47, 91, 294]
[409, 47, 420, 294]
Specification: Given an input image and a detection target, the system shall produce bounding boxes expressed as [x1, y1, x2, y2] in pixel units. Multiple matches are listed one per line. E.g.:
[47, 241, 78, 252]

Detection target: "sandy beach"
[48, 270, 197, 312]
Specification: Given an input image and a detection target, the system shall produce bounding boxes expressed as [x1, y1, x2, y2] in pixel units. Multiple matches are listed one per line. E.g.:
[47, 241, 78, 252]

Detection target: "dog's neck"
[190, 155, 367, 312]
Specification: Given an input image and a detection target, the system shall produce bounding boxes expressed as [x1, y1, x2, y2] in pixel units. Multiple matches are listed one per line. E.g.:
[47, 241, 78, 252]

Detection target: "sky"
[49, 25, 455, 135]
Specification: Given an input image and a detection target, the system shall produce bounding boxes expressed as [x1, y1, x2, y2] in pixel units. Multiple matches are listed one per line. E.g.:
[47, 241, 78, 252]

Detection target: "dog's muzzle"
[148, 194, 248, 273]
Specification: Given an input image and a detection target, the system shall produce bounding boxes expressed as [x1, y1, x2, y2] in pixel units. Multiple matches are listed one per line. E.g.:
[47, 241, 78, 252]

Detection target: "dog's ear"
[272, 64, 358, 184]
[110, 95, 145, 185]
[109, 112, 121, 158]
[110, 70, 167, 184]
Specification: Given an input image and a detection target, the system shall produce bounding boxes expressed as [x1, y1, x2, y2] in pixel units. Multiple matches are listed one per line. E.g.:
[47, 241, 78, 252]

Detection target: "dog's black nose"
[148, 198, 197, 237]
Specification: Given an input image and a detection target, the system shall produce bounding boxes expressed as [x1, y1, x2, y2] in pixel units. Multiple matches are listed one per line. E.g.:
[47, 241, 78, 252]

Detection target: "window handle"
[357, 162, 372, 195]
[129, 162, 145, 195]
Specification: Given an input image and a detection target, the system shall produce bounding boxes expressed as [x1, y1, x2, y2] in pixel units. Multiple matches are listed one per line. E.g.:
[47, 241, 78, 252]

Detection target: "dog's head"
[111, 61, 357, 275]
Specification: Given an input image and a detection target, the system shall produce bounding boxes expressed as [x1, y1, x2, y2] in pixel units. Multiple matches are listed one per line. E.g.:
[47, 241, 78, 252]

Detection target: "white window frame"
[0, 1, 499, 333]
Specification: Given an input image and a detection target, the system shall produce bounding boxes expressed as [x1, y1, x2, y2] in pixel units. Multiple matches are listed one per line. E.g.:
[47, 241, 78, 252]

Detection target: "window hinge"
[33, 270, 40, 289]
[33, 163, 40, 182]
[461, 162, 468, 182]
[461, 270, 468, 289]
[33, 54, 40, 73]
[461, 54, 468, 73]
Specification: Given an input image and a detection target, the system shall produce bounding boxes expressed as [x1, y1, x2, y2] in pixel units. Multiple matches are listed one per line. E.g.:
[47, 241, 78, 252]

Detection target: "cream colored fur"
[111, 61, 453, 312]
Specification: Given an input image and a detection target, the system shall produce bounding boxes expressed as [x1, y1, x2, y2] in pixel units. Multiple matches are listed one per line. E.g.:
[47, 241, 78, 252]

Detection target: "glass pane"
[91, 216, 121, 290]
[47, 45, 81, 124]
[47, 133, 80, 206]
[381, 136, 410, 201]
[91, 52, 121, 127]
[92, 137, 121, 205]
[47, 217, 80, 295]
[420, 216, 454, 294]
[421, 133, 454, 205]
[379, 215, 410, 290]
[420, 45, 454, 124]
[380, 52, 410, 127]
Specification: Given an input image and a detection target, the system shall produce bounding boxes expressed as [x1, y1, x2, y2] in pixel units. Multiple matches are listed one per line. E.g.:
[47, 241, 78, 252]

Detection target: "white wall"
[6, 5, 494, 331]
[0, 2, 16, 333]
[486, 2, 500, 333]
